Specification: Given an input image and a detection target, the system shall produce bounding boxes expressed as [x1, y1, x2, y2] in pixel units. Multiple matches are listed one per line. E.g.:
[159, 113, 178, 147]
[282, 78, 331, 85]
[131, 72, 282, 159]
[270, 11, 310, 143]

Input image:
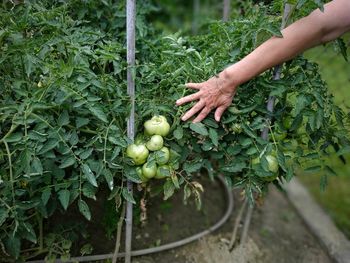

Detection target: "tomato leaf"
[164, 180, 175, 200]
[58, 189, 70, 210]
[88, 105, 108, 123]
[220, 161, 246, 173]
[190, 122, 208, 136]
[5, 236, 21, 258]
[78, 199, 91, 221]
[122, 187, 136, 204]
[209, 128, 219, 146]
[59, 156, 76, 169]
[173, 126, 183, 139]
[82, 164, 98, 187]
[41, 188, 51, 206]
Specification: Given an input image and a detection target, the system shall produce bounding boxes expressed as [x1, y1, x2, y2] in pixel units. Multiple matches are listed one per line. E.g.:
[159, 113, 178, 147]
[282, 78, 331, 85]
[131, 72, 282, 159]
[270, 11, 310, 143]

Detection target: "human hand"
[175, 75, 237, 123]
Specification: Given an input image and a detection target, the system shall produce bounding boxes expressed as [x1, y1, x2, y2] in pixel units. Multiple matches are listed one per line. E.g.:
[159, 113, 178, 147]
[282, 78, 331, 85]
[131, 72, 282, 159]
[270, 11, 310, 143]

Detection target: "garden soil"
[131, 180, 332, 263]
[46, 176, 332, 263]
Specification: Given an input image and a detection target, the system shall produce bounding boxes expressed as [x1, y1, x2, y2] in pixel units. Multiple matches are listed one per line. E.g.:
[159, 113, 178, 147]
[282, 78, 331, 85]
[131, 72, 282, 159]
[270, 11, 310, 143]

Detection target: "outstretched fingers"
[185, 82, 202, 90]
[193, 107, 212, 123]
[181, 100, 205, 121]
[176, 91, 201, 106]
[214, 105, 229, 122]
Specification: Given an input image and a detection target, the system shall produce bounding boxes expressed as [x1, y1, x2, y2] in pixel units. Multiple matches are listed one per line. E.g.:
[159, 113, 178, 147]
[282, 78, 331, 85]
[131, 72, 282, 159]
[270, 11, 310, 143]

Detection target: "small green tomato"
[155, 146, 170, 165]
[155, 165, 172, 179]
[126, 144, 149, 165]
[136, 167, 149, 183]
[142, 162, 157, 179]
[146, 135, 164, 151]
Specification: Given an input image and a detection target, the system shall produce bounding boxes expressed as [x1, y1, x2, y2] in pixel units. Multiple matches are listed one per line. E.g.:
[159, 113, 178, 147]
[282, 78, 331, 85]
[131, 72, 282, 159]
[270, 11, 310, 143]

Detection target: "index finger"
[176, 92, 201, 106]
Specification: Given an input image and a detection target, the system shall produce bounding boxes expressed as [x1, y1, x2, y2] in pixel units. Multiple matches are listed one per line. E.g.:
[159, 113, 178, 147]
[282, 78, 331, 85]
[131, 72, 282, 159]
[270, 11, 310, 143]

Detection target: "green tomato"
[155, 146, 170, 165]
[155, 165, 172, 179]
[252, 154, 279, 181]
[136, 167, 149, 183]
[126, 144, 149, 165]
[283, 116, 293, 130]
[146, 135, 164, 151]
[266, 155, 279, 173]
[144, 115, 170, 137]
[142, 162, 157, 179]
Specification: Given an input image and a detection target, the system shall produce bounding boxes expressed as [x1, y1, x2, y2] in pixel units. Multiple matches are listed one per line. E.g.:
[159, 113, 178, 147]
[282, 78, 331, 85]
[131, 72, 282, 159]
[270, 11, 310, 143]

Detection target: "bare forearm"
[222, 0, 350, 87]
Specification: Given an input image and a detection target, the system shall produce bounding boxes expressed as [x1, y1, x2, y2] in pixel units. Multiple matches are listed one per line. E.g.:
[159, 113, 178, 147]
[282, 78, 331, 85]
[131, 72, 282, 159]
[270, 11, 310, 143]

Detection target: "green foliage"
[0, 0, 349, 260]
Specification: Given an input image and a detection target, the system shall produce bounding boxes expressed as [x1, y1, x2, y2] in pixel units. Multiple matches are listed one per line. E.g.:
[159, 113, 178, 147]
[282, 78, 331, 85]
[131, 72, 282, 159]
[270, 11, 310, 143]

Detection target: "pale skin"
[176, 0, 350, 123]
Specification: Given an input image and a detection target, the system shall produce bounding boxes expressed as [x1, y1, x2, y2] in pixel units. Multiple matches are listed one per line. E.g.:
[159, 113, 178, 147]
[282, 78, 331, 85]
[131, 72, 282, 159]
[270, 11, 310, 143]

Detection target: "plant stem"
[37, 212, 43, 250]
[112, 201, 126, 263]
[0, 124, 19, 143]
[3, 141, 15, 205]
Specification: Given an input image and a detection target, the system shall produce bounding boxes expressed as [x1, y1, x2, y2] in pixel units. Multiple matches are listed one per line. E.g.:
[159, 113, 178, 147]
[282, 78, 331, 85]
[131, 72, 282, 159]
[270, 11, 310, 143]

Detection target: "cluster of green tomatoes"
[126, 115, 176, 183]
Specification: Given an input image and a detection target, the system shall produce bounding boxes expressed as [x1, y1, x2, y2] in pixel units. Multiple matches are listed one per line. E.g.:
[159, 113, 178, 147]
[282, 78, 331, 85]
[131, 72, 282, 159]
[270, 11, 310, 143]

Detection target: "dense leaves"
[0, 0, 349, 260]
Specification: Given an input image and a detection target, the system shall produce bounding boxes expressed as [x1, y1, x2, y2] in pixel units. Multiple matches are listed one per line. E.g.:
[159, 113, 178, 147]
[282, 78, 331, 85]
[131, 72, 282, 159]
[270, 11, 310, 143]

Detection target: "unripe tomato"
[146, 135, 164, 151]
[266, 155, 279, 173]
[136, 167, 149, 183]
[144, 115, 170, 137]
[155, 165, 172, 179]
[283, 116, 293, 130]
[126, 144, 149, 165]
[142, 162, 157, 179]
[155, 146, 170, 165]
[252, 154, 279, 181]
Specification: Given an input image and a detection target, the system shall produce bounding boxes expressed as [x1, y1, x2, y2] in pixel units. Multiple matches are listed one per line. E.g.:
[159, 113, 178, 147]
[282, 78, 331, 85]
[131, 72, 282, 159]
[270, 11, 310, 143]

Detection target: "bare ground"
[133, 186, 332, 263]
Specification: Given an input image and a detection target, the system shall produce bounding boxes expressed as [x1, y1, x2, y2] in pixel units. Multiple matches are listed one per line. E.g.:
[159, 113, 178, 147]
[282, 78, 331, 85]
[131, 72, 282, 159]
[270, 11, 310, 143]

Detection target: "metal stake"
[223, 0, 230, 22]
[125, 0, 136, 262]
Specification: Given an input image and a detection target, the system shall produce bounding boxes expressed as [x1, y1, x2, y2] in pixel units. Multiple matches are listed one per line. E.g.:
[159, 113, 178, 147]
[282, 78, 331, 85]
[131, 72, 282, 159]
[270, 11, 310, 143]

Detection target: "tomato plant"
[0, 0, 349, 261]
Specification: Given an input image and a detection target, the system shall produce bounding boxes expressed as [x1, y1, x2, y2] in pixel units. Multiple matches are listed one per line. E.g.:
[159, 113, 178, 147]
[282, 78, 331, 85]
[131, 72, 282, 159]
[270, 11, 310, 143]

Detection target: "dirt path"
[133, 187, 332, 263]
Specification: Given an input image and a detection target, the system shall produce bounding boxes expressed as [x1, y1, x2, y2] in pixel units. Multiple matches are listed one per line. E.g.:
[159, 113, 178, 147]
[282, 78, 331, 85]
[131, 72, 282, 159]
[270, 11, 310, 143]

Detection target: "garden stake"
[192, 0, 200, 34]
[125, 1, 136, 263]
[223, 0, 230, 22]
[233, 3, 294, 249]
[228, 198, 248, 250]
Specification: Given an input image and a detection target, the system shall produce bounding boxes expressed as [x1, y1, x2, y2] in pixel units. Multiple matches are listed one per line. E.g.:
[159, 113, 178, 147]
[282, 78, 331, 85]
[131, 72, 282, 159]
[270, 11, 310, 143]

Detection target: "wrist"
[218, 66, 241, 88]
